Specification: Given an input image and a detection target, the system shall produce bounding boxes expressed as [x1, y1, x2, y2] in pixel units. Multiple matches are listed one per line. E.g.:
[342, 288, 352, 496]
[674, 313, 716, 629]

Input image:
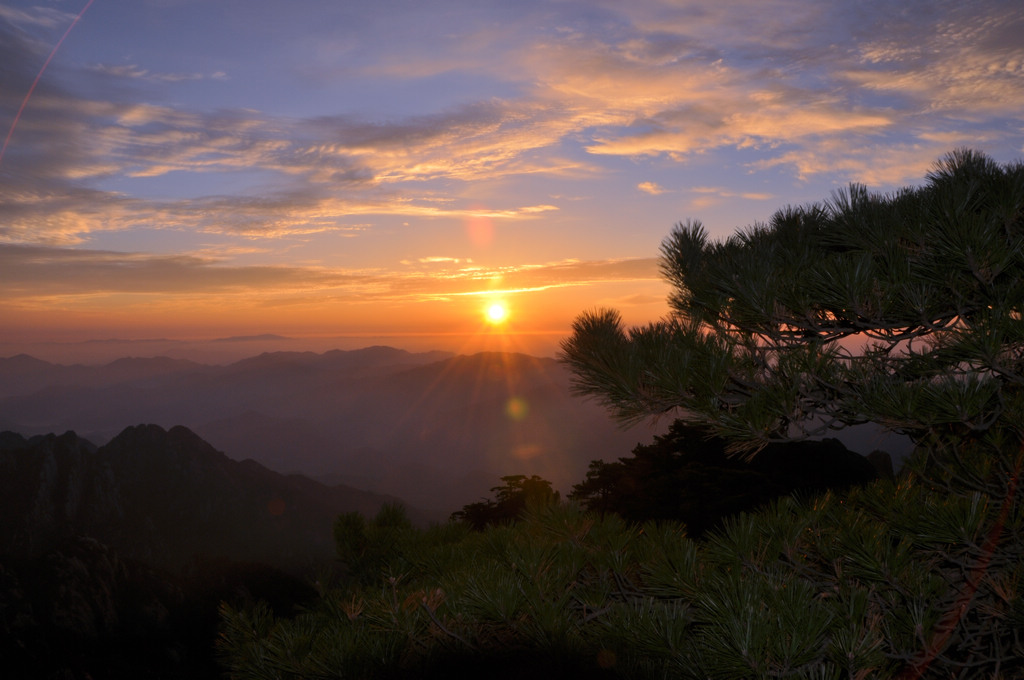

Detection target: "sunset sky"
[2, 0, 1023, 359]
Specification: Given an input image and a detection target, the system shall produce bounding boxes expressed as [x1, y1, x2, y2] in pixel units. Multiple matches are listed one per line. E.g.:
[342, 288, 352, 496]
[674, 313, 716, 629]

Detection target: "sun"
[485, 302, 508, 324]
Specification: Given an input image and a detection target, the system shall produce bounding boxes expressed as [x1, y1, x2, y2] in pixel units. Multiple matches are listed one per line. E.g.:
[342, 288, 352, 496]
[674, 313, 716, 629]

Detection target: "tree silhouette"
[333, 502, 416, 584]
[451, 474, 559, 530]
[569, 420, 876, 537]
[560, 149, 1023, 458]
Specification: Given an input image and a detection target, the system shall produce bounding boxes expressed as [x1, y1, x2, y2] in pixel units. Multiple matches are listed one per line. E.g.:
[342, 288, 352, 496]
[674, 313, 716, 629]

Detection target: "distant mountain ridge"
[211, 333, 291, 342]
[0, 424, 411, 572]
[0, 345, 448, 398]
[0, 347, 659, 515]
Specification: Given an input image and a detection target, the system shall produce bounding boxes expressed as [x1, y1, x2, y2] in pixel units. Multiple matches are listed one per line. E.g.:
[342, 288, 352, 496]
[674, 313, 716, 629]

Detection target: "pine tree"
[559, 149, 1023, 457]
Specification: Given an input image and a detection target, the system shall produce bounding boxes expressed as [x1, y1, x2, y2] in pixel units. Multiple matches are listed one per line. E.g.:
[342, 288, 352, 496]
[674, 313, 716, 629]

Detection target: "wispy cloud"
[1, 51, 568, 244]
[746, 140, 958, 186]
[87, 63, 228, 83]
[0, 243, 360, 297]
[688, 185, 775, 210]
[0, 243, 660, 306]
[411, 257, 665, 300]
[1, 1, 1020, 251]
[843, 4, 1024, 116]
[515, 1, 1019, 182]
[409, 256, 474, 265]
[0, 4, 77, 31]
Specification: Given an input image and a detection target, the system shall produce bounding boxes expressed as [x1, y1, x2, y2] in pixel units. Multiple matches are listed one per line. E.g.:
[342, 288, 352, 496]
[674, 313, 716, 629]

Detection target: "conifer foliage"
[560, 149, 1023, 454]
[219, 473, 1023, 678]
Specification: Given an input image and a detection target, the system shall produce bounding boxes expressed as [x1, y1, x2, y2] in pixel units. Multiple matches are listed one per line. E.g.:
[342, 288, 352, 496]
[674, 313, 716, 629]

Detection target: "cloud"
[0, 243, 361, 297]
[842, 3, 1024, 117]
[691, 187, 773, 201]
[1, 41, 570, 244]
[2, 0, 1021, 252]
[686, 185, 775, 211]
[517, 1, 1018, 178]
[638, 181, 668, 195]
[303, 99, 598, 183]
[0, 243, 661, 306]
[441, 257, 664, 297]
[0, 91, 562, 242]
[0, 175, 560, 243]
[610, 293, 668, 307]
[746, 139, 964, 186]
[0, 4, 77, 31]
[412, 256, 474, 265]
[87, 63, 228, 83]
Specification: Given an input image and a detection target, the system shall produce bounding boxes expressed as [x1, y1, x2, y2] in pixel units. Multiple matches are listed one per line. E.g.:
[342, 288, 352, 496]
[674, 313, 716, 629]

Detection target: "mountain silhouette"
[0, 424, 412, 571]
[0, 425, 351, 679]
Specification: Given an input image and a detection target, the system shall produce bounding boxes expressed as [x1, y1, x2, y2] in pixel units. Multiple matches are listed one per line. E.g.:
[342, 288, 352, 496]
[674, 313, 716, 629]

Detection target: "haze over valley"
[0, 345, 663, 517]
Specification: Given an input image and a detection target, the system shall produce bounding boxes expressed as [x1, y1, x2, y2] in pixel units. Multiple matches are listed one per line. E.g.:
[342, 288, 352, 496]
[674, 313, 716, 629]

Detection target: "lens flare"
[512, 444, 543, 460]
[0, 0, 95, 166]
[505, 396, 529, 420]
[465, 211, 494, 247]
[267, 497, 286, 516]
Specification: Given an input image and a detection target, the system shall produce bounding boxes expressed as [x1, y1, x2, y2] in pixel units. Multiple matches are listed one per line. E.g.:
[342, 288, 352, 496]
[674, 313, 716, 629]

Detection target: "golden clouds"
[687, 186, 774, 210]
[0, 242, 660, 307]
[638, 182, 668, 195]
[0, 241, 668, 342]
[747, 141, 954, 186]
[726, 103, 892, 140]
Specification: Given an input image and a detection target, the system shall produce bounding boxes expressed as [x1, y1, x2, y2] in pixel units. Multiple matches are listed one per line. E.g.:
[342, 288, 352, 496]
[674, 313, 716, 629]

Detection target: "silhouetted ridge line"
[0, 424, 416, 572]
[212, 333, 291, 342]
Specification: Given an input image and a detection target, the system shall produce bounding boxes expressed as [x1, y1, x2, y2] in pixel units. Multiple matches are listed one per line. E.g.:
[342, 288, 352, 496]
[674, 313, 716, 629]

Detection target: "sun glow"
[485, 302, 508, 324]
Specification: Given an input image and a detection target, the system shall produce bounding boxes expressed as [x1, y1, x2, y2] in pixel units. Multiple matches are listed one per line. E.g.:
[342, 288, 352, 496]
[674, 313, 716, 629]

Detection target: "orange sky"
[2, 0, 1022, 360]
[0, 245, 672, 357]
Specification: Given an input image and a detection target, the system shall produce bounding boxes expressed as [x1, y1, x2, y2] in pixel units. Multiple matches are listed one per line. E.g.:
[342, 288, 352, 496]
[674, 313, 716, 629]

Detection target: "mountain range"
[0, 424, 407, 570]
[1, 424, 357, 679]
[0, 347, 660, 517]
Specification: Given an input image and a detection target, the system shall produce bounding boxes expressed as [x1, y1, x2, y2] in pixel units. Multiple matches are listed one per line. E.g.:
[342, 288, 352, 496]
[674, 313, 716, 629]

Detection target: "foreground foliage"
[219, 444, 1023, 679]
[561, 149, 1023, 454]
